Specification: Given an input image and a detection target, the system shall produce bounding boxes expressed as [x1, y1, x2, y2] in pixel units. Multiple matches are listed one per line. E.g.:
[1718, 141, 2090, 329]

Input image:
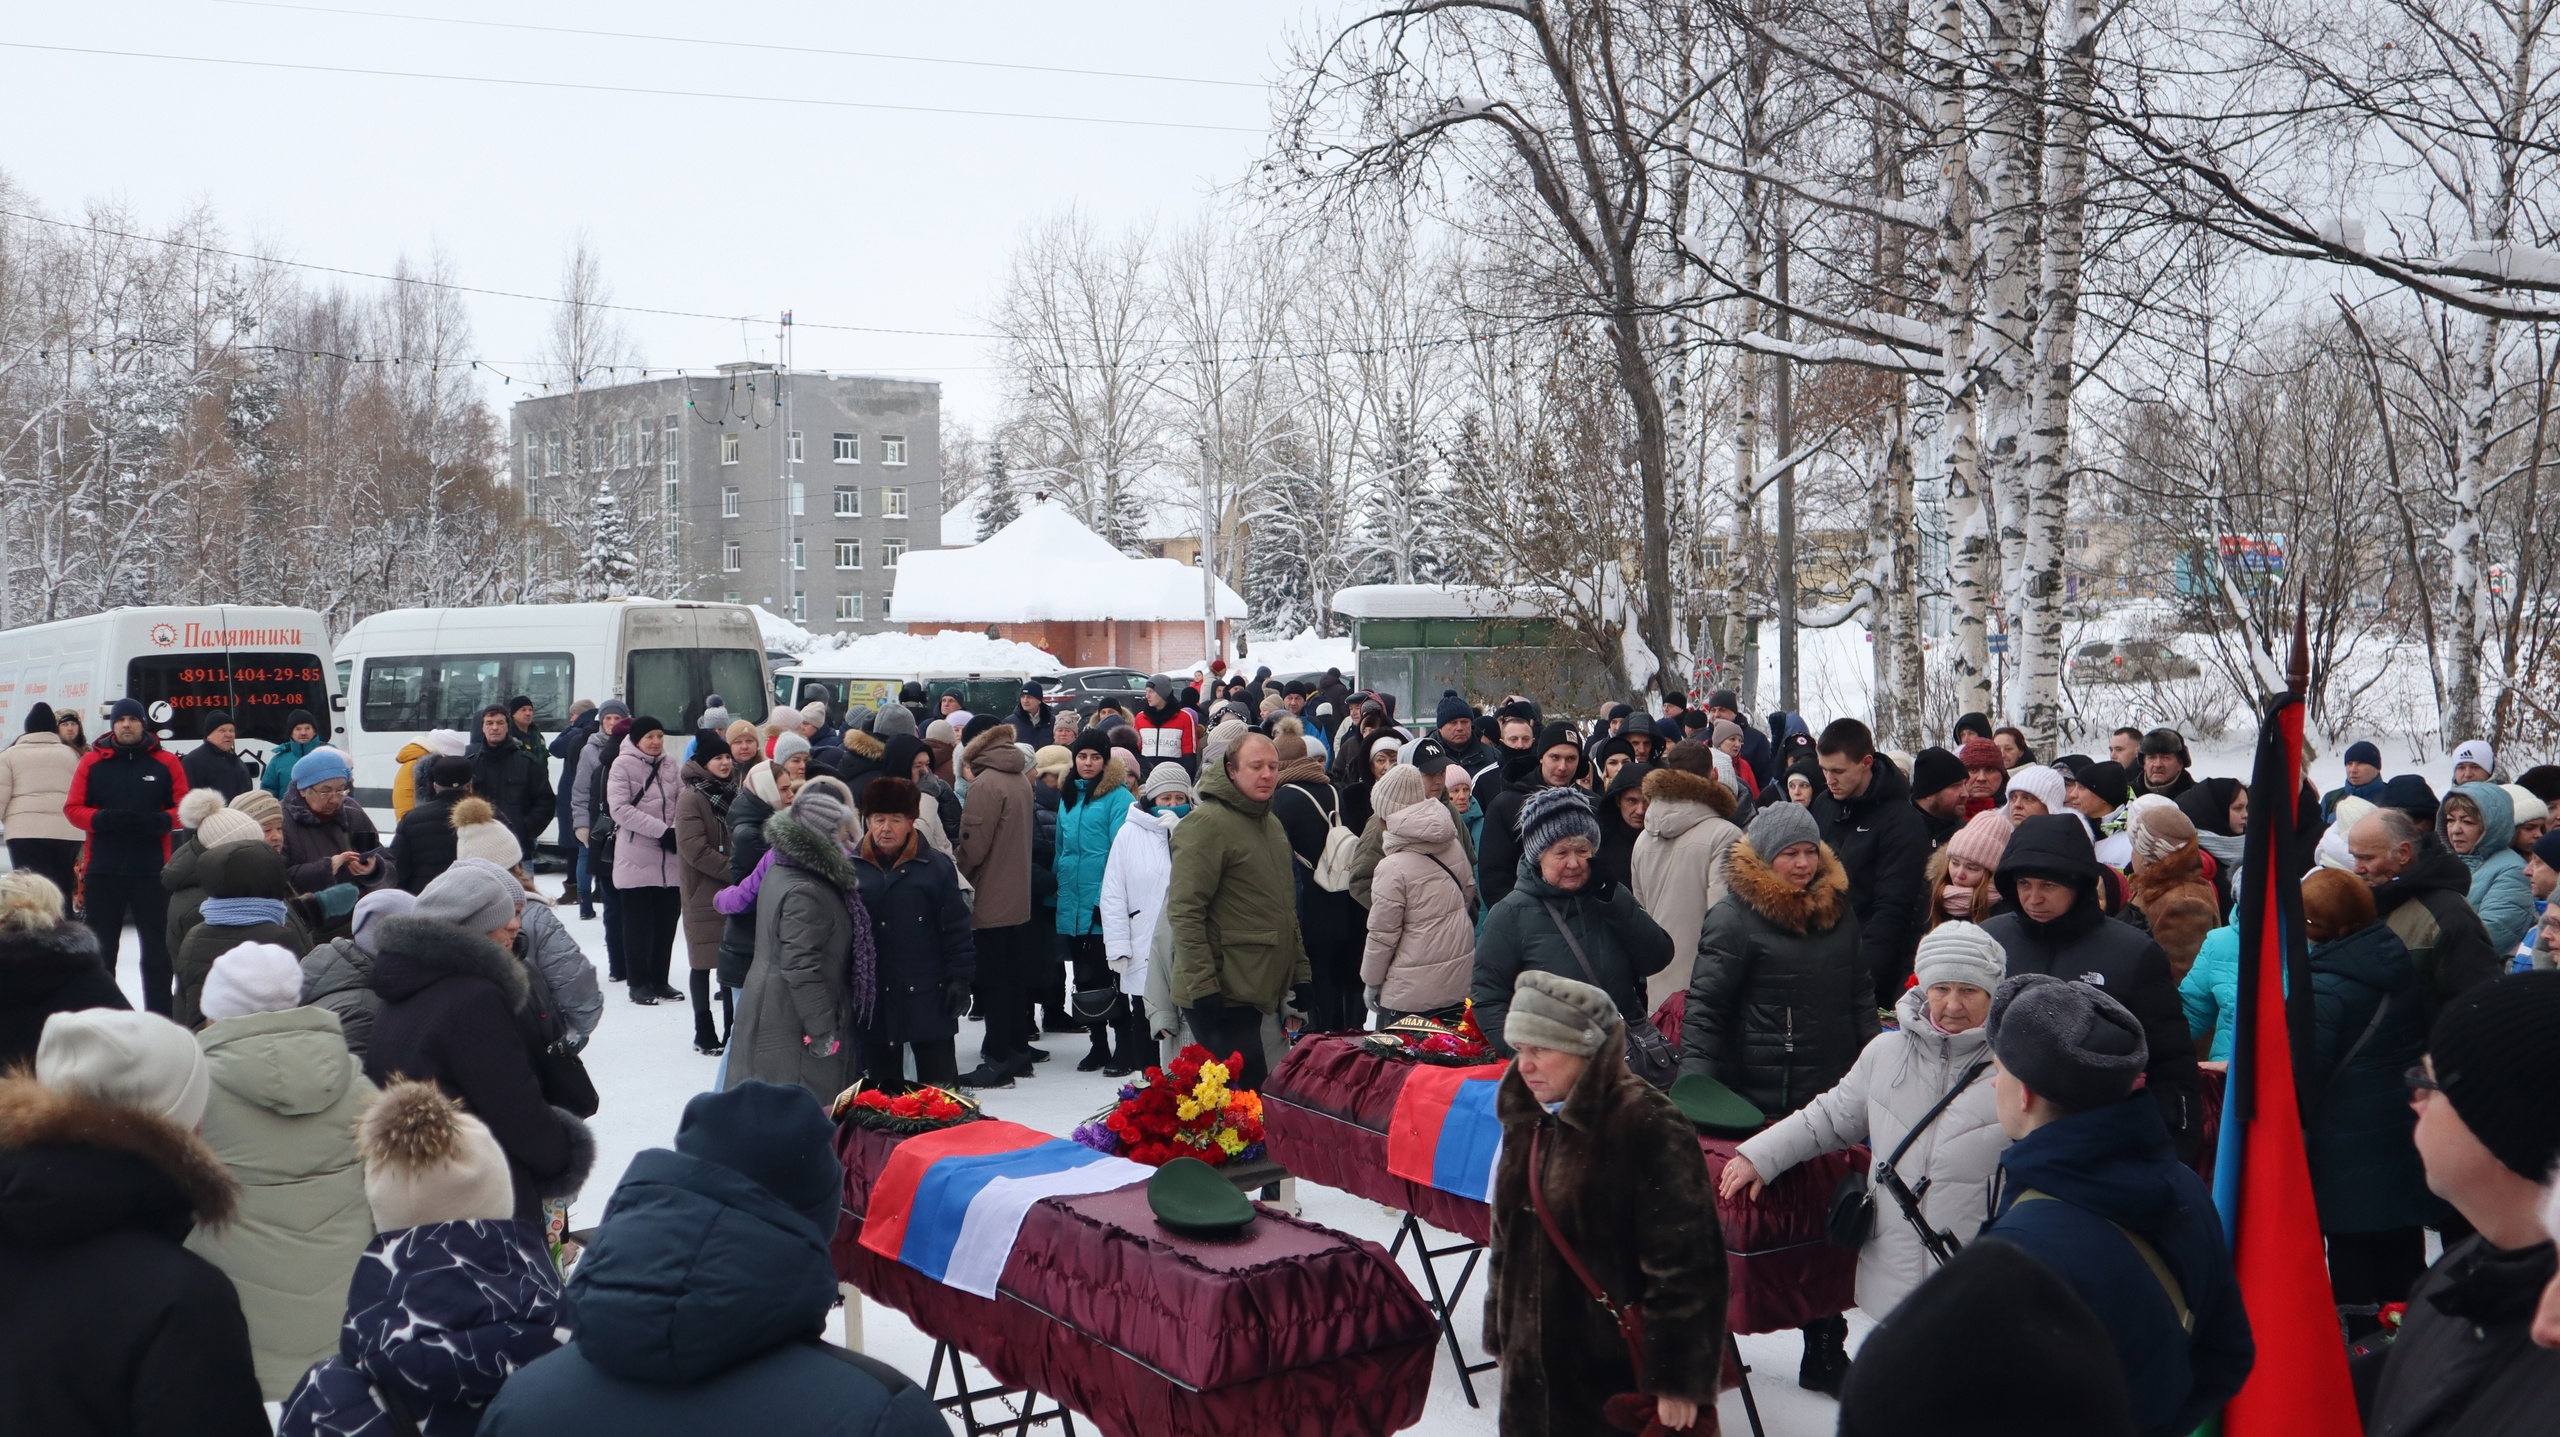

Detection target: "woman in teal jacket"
[2441, 780, 2534, 957]
[1054, 729, 1133, 1072]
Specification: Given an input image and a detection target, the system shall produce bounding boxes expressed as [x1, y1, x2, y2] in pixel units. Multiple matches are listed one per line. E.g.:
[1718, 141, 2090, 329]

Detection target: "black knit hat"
[1838, 1240, 2135, 1437]
[1069, 727, 1114, 758]
[959, 713, 1004, 745]
[627, 715, 666, 745]
[2072, 759, 2131, 810]
[22, 702, 55, 735]
[1909, 746, 1965, 802]
[2429, 970, 2560, 1180]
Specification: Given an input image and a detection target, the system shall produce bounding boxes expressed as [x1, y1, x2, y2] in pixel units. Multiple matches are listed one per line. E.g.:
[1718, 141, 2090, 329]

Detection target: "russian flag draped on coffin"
[1383, 1063, 1508, 1203]
[860, 1119, 1151, 1297]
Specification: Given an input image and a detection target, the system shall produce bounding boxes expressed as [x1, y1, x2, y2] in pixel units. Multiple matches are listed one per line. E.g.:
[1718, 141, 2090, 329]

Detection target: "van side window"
[362, 653, 576, 733]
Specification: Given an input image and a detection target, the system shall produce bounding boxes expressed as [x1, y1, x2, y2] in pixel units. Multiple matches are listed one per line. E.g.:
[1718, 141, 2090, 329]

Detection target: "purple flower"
[1070, 1120, 1120, 1154]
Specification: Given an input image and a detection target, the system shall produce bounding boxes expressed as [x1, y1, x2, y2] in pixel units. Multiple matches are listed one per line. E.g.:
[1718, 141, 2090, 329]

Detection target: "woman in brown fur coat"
[1488, 971, 1725, 1436]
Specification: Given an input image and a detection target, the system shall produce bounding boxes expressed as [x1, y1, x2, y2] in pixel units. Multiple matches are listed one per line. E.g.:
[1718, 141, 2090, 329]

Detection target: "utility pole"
[779, 312, 796, 628]
[1774, 210, 1799, 714]
[1198, 432, 1219, 670]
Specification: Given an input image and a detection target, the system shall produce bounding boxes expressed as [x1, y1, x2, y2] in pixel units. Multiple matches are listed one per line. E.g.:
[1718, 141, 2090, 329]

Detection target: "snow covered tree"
[977, 441, 1021, 540]
[582, 488, 639, 599]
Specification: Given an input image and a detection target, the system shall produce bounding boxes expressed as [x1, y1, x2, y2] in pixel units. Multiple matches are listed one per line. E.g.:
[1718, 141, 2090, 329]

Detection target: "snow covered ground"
[110, 886, 1860, 1437]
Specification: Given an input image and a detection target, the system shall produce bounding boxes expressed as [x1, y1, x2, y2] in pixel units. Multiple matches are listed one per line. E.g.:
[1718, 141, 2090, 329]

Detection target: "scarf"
[773, 841, 881, 1028]
[688, 770, 738, 818]
[200, 897, 289, 927]
[1940, 884, 1975, 919]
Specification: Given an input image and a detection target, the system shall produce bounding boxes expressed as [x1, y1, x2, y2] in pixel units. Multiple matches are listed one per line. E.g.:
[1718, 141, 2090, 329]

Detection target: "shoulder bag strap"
[1880, 1059, 1989, 1175]
[1423, 851, 1474, 905]
[1527, 1125, 1646, 1380]
[370, 1382, 426, 1437]
[2315, 987, 2399, 1106]
[2012, 1188, 2192, 1333]
[1540, 899, 1603, 989]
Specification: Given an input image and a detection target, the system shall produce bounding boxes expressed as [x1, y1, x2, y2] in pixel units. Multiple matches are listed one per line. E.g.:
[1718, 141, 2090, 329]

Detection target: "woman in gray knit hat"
[1470, 786, 1673, 1061]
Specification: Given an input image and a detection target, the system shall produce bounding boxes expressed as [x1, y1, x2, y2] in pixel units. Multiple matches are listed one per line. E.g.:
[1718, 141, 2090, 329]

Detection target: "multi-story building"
[509, 365, 941, 631]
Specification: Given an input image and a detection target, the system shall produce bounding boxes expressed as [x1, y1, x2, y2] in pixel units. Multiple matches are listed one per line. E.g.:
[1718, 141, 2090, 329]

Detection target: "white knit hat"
[195, 809, 265, 851]
[2503, 784, 2549, 828]
[449, 796, 524, 867]
[2454, 739, 2496, 773]
[422, 728, 471, 759]
[2007, 764, 2068, 816]
[360, 1080, 517, 1231]
[200, 942, 308, 1021]
[1913, 922, 2008, 994]
[178, 788, 228, 832]
[37, 1010, 211, 1130]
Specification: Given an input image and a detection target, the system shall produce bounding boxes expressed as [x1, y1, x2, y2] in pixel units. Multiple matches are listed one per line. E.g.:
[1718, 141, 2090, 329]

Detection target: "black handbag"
[519, 948, 601, 1118]
[1542, 899, 1678, 1090]
[1827, 1059, 1988, 1250]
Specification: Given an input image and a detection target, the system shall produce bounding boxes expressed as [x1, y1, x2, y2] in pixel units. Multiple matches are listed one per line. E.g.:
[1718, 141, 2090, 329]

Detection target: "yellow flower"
[1199, 1060, 1229, 1086]
[1176, 1097, 1203, 1122]
[1216, 1129, 1245, 1156]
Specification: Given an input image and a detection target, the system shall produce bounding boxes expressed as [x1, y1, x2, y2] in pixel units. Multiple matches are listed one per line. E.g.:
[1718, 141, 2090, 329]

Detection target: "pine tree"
[582, 487, 639, 599]
[1246, 460, 1325, 636]
[977, 442, 1022, 540]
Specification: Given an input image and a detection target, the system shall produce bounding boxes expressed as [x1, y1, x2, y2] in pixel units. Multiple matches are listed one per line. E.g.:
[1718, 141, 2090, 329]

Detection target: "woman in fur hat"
[847, 777, 976, 1091]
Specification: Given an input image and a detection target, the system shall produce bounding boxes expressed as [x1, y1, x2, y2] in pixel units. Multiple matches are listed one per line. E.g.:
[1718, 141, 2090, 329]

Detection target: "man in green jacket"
[1166, 731, 1309, 1090]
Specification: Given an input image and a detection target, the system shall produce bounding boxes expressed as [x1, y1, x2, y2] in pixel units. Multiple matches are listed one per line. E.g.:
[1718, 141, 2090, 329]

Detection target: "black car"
[1046, 667, 1160, 714]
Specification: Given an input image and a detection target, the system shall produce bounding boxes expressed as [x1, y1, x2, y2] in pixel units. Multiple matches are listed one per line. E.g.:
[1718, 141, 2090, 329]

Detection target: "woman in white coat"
[1103, 762, 1190, 1069]
[1716, 921, 2012, 1319]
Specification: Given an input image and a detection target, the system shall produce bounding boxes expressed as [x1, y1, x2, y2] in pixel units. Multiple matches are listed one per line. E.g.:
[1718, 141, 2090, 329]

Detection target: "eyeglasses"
[2402, 1065, 2441, 1096]
[303, 782, 351, 798]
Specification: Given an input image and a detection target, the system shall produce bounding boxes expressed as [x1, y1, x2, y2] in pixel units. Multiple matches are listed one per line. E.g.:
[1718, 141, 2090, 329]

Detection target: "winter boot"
[1798, 1315, 1850, 1397]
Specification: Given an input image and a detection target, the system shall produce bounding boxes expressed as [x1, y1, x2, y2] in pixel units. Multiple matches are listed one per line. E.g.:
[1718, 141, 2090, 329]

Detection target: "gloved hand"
[657, 830, 677, 853]
[1364, 984, 1383, 1013]
[803, 1032, 842, 1057]
[944, 979, 973, 1018]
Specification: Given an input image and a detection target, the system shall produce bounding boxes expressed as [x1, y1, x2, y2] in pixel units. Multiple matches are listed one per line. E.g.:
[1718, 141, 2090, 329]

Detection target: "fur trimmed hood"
[0, 919, 105, 976]
[841, 728, 886, 761]
[0, 1072, 237, 1231]
[963, 723, 1026, 774]
[1723, 837, 1850, 934]
[1643, 763, 1737, 817]
[764, 811, 859, 890]
[366, 915, 529, 1012]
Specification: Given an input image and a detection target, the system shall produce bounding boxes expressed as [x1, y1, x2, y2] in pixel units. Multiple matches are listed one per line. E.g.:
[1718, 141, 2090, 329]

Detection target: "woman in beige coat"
[1629, 742, 1743, 1009]
[0, 703, 84, 898]
[1359, 763, 1478, 1019]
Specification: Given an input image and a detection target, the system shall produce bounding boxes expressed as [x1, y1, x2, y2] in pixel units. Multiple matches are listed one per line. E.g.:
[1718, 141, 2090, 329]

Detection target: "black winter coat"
[720, 784, 779, 988]
[366, 915, 596, 1221]
[852, 834, 977, 1047]
[1680, 840, 1876, 1116]
[65, 737, 187, 877]
[1274, 778, 1363, 948]
[550, 713, 601, 838]
[2369, 837, 2505, 1020]
[1479, 779, 1576, 914]
[2304, 922, 2449, 1234]
[1980, 816, 2205, 1162]
[279, 784, 387, 896]
[1472, 870, 1673, 1057]
[180, 741, 253, 801]
[393, 794, 462, 894]
[0, 923, 127, 1071]
[468, 736, 553, 855]
[1808, 754, 1932, 1007]
[0, 1075, 268, 1437]
[2357, 1236, 2560, 1437]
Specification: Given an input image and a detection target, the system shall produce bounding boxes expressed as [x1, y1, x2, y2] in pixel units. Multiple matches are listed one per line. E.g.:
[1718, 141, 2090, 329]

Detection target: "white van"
[771, 664, 1028, 728]
[334, 601, 771, 808]
[0, 606, 337, 760]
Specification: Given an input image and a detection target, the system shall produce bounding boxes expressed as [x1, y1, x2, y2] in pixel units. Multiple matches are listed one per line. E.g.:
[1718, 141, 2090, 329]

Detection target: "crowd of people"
[8, 669, 2560, 1436]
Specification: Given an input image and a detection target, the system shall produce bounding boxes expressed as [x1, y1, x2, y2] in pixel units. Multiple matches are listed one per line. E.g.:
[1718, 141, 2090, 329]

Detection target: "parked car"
[1047, 667, 1159, 712]
[2067, 638, 2200, 685]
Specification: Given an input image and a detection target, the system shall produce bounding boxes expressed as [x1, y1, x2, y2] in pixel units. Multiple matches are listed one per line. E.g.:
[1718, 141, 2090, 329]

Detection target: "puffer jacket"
[953, 726, 1034, 930]
[2304, 920, 2448, 1234]
[674, 760, 734, 970]
[725, 814, 859, 1105]
[2444, 781, 2534, 957]
[163, 834, 211, 957]
[2370, 833, 2504, 1020]
[1053, 760, 1131, 937]
[850, 830, 975, 1048]
[719, 765, 783, 986]
[1472, 867, 1673, 1058]
[1807, 752, 1932, 1004]
[300, 936, 382, 1061]
[1166, 759, 1311, 1014]
[1680, 839, 1876, 1116]
[1359, 798, 1478, 1014]
[259, 735, 327, 799]
[606, 744, 684, 890]
[1100, 806, 1177, 1000]
[2357, 1236, 2560, 1437]
[1629, 765, 1742, 1009]
[478, 1144, 946, 1437]
[1734, 984, 2004, 1314]
[279, 784, 388, 897]
[185, 1006, 379, 1399]
[279, 1218, 565, 1437]
[0, 730, 81, 841]
[517, 901, 600, 1052]
[0, 921, 126, 1071]
[174, 842, 314, 1028]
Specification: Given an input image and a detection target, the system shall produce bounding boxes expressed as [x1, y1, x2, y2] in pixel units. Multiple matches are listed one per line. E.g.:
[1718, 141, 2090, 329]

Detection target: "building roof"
[1329, 584, 1555, 621]
[891, 498, 1246, 624]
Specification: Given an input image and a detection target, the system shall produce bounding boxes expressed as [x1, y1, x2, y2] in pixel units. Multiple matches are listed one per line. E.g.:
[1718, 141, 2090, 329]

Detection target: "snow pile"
[1245, 628, 1357, 678]
[893, 499, 1246, 625]
[752, 605, 813, 654]
[789, 628, 1064, 676]
[939, 493, 980, 548]
[1330, 583, 1552, 620]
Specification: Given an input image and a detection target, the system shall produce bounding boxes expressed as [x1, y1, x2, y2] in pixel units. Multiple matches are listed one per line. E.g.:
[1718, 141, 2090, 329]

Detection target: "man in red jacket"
[63, 697, 189, 1014]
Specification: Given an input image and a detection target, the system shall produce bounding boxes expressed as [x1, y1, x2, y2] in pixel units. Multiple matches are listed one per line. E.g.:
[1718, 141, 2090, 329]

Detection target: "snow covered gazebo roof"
[892, 499, 1247, 625]
[1330, 583, 1556, 621]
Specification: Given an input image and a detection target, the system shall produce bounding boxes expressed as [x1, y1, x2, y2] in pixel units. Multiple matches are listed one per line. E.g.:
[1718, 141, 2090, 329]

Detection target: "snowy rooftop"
[1329, 583, 1556, 621]
[940, 493, 980, 548]
[892, 499, 1247, 624]
[785, 629, 1065, 676]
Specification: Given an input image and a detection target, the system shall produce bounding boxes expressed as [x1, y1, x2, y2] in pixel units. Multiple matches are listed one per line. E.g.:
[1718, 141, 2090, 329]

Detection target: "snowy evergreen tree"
[976, 442, 1022, 540]
[1245, 459, 1326, 636]
[582, 488, 639, 599]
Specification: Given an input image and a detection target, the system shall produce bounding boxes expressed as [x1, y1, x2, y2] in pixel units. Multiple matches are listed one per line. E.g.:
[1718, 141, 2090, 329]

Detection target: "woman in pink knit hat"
[1924, 809, 2014, 930]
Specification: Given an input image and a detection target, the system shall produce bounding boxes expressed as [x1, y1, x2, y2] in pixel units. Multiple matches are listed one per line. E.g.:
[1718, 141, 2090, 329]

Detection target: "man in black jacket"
[1479, 722, 1590, 913]
[2349, 806, 2503, 1019]
[64, 698, 191, 1015]
[1808, 719, 1931, 1008]
[180, 711, 255, 801]
[1978, 814, 2204, 1163]
[1429, 690, 1499, 776]
[467, 704, 553, 861]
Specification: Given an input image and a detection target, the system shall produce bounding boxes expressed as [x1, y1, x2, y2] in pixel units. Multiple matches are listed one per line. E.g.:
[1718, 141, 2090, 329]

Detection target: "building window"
[720, 486, 740, 519]
[662, 476, 678, 512]
[835, 539, 860, 569]
[835, 591, 862, 623]
[636, 421, 654, 467]
[832, 432, 860, 463]
[545, 431, 562, 477]
[881, 435, 908, 466]
[662, 416, 679, 478]
[792, 538, 806, 571]
[592, 425, 608, 468]
[880, 590, 892, 620]
[882, 537, 907, 568]
[883, 487, 909, 519]
[613, 420, 631, 468]
[791, 590, 806, 623]
[833, 485, 860, 518]
[789, 481, 805, 517]
[720, 433, 740, 465]
[722, 540, 741, 571]
[789, 430, 805, 464]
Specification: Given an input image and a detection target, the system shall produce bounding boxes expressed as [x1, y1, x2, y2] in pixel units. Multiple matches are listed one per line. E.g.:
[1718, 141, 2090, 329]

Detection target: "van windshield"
[128, 653, 332, 743]
[626, 648, 769, 732]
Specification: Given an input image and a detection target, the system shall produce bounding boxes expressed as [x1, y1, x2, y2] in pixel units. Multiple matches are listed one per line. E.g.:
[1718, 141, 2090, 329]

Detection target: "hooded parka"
[2443, 781, 2535, 956]
[726, 813, 861, 1104]
[850, 830, 976, 1049]
[1680, 839, 1876, 1116]
[1359, 797, 1479, 1014]
[1629, 764, 1743, 1009]
[1165, 758, 1311, 1013]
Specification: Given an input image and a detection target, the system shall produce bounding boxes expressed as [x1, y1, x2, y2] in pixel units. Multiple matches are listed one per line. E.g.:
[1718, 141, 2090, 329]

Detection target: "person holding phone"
[275, 747, 387, 900]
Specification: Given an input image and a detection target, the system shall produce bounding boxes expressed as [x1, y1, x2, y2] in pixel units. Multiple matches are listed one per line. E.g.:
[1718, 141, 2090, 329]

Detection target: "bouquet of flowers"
[1361, 1000, 1498, 1066]
[832, 1082, 980, 1134]
[1070, 1044, 1267, 1168]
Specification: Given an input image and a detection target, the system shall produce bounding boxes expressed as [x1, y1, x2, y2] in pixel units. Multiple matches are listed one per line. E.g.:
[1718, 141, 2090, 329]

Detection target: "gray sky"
[1, 1, 1319, 427]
